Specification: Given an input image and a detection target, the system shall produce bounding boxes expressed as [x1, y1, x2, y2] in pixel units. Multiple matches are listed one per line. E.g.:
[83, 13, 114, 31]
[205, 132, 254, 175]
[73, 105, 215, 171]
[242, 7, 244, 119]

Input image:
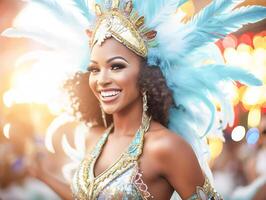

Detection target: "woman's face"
[89, 38, 143, 115]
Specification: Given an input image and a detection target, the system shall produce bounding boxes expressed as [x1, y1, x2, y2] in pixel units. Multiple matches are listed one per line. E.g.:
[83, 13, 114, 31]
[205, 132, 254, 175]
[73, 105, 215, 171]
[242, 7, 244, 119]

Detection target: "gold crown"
[86, 0, 157, 57]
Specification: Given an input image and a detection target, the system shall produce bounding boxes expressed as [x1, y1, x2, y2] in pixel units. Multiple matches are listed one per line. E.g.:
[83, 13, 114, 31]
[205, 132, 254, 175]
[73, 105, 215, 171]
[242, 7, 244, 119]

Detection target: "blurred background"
[0, 0, 266, 199]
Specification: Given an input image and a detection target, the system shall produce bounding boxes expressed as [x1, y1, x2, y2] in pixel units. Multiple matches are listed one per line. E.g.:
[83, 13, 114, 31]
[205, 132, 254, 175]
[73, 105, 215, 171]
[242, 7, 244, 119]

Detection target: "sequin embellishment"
[71, 122, 153, 199]
[187, 178, 223, 200]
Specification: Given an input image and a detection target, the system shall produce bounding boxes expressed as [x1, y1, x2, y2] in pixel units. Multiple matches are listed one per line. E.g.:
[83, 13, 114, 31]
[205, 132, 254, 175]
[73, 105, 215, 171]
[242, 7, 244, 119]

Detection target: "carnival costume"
[2, 0, 266, 199]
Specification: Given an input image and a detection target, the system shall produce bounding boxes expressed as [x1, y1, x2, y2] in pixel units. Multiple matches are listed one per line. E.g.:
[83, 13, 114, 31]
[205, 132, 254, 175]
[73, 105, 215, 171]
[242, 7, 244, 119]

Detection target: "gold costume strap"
[187, 178, 223, 200]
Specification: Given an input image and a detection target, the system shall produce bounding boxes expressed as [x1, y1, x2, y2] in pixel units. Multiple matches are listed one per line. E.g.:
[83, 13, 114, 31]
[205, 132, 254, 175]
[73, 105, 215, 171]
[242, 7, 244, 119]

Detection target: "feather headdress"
[2, 0, 266, 183]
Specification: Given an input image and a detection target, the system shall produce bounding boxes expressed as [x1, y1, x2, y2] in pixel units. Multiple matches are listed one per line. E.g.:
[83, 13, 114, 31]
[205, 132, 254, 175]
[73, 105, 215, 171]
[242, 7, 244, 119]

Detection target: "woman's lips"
[99, 89, 121, 103]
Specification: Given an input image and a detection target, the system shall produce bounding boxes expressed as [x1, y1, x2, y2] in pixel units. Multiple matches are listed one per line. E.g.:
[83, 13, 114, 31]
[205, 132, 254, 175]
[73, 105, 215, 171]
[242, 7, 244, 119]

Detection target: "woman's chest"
[72, 125, 172, 199]
[72, 150, 173, 200]
[71, 155, 154, 200]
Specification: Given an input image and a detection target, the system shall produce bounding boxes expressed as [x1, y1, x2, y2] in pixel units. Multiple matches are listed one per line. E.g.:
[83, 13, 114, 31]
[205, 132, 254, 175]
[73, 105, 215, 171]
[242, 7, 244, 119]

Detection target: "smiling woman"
[66, 37, 210, 199]
[2, 0, 266, 199]
[89, 38, 142, 116]
[65, 38, 173, 129]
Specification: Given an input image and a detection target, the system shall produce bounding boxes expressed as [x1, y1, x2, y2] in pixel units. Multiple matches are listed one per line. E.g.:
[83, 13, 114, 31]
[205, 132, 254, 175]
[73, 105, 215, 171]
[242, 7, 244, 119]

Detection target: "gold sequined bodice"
[71, 124, 152, 200]
[71, 124, 223, 200]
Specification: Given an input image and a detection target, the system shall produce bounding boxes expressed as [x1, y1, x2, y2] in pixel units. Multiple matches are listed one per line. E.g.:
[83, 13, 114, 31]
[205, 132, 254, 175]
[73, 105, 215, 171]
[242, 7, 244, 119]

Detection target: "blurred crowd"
[212, 114, 266, 199]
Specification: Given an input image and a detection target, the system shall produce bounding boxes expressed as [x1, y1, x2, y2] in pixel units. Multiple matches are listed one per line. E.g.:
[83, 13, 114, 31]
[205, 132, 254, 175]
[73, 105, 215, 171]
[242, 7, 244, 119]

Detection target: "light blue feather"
[186, 6, 266, 54]
[148, 0, 188, 27]
[192, 64, 262, 86]
[94, 0, 105, 6]
[193, 0, 245, 25]
[1, 27, 66, 49]
[176, 0, 188, 7]
[70, 0, 94, 20]
[30, 0, 81, 27]
[214, 6, 266, 32]
[162, 64, 262, 139]
[163, 62, 262, 181]
[150, 5, 266, 65]
[133, 0, 188, 24]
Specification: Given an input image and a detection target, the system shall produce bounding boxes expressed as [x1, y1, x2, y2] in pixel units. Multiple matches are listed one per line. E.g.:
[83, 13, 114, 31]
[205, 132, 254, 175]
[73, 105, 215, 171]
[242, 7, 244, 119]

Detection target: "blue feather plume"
[133, 0, 188, 25]
[184, 6, 266, 55]
[163, 62, 262, 181]
[69, 0, 94, 21]
[214, 6, 266, 32]
[31, 0, 81, 27]
[162, 63, 262, 139]
[193, 0, 245, 25]
[149, 4, 266, 66]
[148, 0, 189, 27]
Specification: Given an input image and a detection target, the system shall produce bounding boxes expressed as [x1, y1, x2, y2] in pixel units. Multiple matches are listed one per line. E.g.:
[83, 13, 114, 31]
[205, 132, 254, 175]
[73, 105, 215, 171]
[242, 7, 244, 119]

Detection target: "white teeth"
[101, 90, 120, 98]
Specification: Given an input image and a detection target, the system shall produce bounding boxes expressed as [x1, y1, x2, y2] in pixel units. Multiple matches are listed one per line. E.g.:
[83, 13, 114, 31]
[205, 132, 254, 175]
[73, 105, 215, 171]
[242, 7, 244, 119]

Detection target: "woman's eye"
[111, 64, 125, 70]
[87, 67, 99, 73]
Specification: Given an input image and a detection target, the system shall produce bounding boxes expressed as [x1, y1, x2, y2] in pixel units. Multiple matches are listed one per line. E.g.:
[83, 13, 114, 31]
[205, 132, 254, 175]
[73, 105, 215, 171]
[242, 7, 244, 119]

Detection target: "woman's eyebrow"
[90, 60, 98, 64]
[107, 56, 129, 64]
[90, 56, 129, 64]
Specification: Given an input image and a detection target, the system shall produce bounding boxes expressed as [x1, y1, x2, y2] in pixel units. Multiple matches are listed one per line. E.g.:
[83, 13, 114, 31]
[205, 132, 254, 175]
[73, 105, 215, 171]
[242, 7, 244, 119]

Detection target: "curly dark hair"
[64, 63, 173, 127]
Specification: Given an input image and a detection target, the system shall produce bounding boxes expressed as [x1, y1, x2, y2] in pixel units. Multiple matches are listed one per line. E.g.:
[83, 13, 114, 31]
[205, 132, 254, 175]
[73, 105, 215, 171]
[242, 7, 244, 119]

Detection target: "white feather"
[62, 134, 84, 162]
[74, 123, 87, 156]
[45, 113, 75, 153]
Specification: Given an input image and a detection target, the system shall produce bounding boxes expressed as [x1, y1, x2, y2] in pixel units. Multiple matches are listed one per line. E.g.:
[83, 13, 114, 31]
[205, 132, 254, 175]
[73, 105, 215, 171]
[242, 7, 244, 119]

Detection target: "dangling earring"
[100, 104, 107, 128]
[142, 91, 148, 113]
[141, 91, 151, 131]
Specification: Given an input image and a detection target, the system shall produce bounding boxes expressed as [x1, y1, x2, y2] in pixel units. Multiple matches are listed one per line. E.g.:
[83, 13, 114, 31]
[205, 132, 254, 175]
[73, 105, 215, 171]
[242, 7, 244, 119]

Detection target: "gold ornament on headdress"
[87, 0, 157, 57]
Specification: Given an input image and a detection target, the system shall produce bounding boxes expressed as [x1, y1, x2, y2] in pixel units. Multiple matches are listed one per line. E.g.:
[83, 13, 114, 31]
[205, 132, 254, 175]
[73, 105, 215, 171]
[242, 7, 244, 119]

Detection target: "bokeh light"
[246, 128, 260, 144]
[3, 123, 11, 139]
[231, 126, 246, 142]
[248, 107, 261, 127]
[253, 36, 266, 49]
[223, 34, 238, 49]
[242, 87, 264, 107]
[3, 91, 14, 108]
[209, 137, 224, 160]
[220, 31, 266, 129]
[179, 0, 195, 18]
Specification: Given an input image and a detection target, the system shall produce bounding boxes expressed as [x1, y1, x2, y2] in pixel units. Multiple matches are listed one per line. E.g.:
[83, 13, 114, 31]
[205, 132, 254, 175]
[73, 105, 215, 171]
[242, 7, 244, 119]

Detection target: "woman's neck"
[112, 98, 143, 137]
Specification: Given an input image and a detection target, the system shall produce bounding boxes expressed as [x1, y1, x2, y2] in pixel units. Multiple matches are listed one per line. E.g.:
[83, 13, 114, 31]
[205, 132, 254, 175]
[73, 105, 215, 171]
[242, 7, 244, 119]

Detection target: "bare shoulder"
[145, 121, 204, 197]
[145, 121, 196, 164]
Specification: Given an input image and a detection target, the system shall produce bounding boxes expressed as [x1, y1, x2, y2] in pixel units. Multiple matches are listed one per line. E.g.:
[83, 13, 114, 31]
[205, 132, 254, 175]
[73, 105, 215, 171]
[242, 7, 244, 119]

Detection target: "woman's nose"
[97, 69, 111, 86]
